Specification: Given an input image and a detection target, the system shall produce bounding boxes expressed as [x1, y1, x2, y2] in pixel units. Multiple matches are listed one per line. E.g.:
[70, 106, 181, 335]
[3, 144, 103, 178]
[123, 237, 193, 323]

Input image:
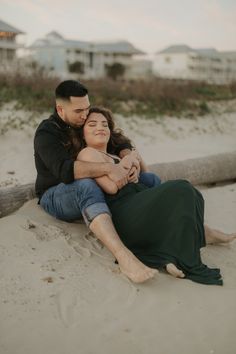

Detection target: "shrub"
[105, 63, 126, 80]
[0, 70, 235, 116]
[68, 61, 85, 74]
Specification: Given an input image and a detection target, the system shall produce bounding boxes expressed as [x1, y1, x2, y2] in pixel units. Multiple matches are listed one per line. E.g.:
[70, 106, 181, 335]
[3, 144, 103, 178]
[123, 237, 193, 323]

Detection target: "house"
[0, 18, 24, 68]
[29, 31, 148, 79]
[153, 44, 236, 84]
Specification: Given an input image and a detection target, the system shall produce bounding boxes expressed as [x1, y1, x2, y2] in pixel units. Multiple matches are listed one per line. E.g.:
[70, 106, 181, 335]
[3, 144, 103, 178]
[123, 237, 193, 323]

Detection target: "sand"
[0, 103, 236, 354]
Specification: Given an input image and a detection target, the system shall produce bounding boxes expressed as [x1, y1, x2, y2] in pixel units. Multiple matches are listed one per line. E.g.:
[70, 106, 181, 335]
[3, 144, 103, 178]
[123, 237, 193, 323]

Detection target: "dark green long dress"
[105, 180, 223, 285]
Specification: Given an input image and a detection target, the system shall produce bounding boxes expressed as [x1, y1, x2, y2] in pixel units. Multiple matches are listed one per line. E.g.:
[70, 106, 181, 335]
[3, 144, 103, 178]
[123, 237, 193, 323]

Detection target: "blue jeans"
[40, 173, 161, 226]
[139, 172, 161, 188]
[40, 178, 111, 226]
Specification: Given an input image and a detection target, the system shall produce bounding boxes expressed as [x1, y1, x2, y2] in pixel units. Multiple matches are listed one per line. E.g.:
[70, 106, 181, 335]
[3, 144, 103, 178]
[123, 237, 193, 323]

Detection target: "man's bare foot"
[116, 249, 158, 283]
[205, 225, 236, 245]
[166, 263, 185, 278]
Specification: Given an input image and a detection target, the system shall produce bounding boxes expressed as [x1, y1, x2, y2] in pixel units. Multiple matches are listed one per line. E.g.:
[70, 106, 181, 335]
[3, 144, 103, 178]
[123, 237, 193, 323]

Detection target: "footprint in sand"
[66, 230, 110, 260]
[55, 289, 79, 327]
[23, 219, 111, 263]
[23, 219, 68, 242]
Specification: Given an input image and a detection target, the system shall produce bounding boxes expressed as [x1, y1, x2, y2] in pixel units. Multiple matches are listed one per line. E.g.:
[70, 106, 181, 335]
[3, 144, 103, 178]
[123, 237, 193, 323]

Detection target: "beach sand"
[0, 104, 236, 354]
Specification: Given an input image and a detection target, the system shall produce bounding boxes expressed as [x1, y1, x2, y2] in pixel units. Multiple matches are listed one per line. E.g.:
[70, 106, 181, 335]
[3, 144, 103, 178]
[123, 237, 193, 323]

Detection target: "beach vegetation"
[0, 69, 235, 117]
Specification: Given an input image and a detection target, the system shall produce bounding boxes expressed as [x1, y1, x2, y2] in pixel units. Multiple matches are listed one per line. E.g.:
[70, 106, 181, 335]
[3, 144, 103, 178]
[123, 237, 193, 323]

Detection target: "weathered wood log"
[0, 151, 236, 218]
[0, 183, 36, 218]
[149, 150, 236, 186]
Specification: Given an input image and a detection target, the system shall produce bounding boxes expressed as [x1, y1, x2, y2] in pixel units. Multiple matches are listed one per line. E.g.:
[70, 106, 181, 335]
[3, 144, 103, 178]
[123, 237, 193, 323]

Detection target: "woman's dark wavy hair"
[66, 106, 133, 159]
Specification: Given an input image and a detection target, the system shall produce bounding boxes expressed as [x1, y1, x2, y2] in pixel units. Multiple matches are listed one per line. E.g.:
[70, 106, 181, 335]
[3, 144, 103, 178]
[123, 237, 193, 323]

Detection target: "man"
[34, 80, 157, 283]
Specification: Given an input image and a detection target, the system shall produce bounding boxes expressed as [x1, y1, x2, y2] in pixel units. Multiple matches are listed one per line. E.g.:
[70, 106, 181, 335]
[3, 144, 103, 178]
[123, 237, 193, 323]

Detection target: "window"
[89, 52, 93, 68]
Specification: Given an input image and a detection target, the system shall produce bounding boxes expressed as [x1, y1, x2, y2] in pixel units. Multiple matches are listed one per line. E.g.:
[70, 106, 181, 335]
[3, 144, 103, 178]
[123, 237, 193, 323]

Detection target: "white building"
[29, 31, 148, 79]
[153, 45, 236, 84]
[0, 18, 24, 70]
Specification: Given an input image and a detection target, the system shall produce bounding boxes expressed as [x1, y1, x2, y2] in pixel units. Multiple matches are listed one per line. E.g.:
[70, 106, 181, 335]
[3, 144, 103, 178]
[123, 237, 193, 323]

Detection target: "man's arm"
[35, 129, 129, 188]
[73, 159, 129, 190]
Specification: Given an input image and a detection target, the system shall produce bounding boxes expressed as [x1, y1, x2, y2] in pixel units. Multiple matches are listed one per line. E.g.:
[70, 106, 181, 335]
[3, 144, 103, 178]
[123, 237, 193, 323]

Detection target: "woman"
[77, 107, 236, 285]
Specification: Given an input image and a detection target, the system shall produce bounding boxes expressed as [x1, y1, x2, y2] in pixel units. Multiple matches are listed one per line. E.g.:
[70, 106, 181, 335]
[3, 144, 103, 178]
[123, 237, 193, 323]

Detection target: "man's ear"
[56, 103, 64, 118]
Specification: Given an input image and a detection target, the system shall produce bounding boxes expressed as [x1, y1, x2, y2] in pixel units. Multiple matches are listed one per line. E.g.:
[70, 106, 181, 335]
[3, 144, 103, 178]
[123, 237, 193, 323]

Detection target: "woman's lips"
[95, 132, 106, 136]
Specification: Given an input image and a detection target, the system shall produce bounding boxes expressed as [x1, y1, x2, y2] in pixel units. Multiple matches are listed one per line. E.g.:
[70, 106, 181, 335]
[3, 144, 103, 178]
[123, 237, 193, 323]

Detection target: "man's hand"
[120, 153, 140, 171]
[107, 163, 129, 189]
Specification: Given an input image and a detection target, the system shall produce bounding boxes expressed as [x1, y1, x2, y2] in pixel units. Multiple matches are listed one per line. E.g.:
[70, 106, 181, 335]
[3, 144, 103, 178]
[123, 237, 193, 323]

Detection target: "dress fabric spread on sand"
[105, 179, 223, 285]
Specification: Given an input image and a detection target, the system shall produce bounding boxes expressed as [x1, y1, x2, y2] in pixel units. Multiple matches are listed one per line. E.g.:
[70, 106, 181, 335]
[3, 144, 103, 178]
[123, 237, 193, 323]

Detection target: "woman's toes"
[166, 263, 185, 278]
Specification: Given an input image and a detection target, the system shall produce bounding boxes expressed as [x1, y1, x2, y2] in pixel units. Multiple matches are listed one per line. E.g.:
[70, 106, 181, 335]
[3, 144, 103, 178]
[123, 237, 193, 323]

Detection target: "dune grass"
[0, 70, 235, 117]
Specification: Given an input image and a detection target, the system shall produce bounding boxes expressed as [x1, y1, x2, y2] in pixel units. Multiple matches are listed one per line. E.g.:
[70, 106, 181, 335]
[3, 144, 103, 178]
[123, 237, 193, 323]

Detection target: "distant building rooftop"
[30, 31, 144, 54]
[0, 18, 24, 34]
[157, 44, 236, 58]
[158, 45, 193, 54]
[91, 40, 144, 54]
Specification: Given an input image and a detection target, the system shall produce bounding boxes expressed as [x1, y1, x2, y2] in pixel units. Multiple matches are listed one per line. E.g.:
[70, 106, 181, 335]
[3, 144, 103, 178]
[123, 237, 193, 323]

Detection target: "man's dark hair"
[55, 80, 88, 101]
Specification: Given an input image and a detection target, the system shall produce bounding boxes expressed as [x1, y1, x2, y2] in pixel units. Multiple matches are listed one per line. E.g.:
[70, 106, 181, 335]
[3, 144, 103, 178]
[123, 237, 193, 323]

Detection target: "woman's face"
[83, 112, 110, 149]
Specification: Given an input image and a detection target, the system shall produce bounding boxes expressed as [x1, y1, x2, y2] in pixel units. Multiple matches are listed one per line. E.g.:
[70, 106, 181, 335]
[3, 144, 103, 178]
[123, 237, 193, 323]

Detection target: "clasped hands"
[119, 150, 141, 184]
[108, 149, 141, 189]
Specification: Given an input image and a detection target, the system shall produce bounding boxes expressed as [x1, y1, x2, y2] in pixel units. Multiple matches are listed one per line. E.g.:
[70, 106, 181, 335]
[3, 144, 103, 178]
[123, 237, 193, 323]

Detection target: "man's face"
[56, 95, 90, 128]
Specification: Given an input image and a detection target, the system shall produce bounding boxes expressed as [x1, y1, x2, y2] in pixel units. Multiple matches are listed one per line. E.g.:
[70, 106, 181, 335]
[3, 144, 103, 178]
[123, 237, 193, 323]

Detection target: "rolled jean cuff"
[82, 202, 112, 226]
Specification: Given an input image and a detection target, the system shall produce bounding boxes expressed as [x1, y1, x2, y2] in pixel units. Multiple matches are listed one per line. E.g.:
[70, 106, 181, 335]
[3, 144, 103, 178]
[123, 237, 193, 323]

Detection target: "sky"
[1, 0, 236, 55]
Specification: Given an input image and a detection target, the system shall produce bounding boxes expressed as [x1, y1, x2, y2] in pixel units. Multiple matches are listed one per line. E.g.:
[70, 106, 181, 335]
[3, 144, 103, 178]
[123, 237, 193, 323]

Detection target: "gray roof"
[46, 31, 64, 39]
[65, 39, 144, 54]
[157, 44, 234, 59]
[30, 32, 144, 54]
[195, 48, 218, 54]
[30, 36, 93, 51]
[65, 40, 93, 51]
[0, 18, 23, 34]
[92, 41, 144, 54]
[195, 48, 219, 58]
[158, 45, 193, 54]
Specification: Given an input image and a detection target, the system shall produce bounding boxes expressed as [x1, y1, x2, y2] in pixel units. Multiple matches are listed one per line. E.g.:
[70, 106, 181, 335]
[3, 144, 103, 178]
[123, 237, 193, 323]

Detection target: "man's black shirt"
[34, 111, 132, 199]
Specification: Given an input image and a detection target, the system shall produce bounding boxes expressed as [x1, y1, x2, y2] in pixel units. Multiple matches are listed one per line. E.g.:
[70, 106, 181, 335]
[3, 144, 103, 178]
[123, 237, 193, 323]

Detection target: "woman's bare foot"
[166, 263, 185, 278]
[205, 225, 236, 245]
[116, 249, 158, 283]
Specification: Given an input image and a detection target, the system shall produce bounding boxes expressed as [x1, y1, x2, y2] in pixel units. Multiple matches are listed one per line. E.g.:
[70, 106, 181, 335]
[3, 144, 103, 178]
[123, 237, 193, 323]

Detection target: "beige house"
[29, 31, 149, 79]
[153, 45, 236, 84]
[0, 18, 24, 70]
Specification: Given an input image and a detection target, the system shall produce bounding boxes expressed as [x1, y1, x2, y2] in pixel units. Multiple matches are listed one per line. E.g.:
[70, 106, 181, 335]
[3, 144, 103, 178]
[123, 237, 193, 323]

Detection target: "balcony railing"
[0, 39, 23, 49]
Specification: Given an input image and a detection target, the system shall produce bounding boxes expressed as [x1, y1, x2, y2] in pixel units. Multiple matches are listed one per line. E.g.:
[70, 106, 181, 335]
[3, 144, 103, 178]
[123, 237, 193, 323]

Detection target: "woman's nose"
[96, 124, 105, 131]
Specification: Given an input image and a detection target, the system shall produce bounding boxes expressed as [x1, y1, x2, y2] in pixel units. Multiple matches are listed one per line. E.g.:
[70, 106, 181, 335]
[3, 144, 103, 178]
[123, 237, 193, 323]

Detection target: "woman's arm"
[77, 147, 118, 194]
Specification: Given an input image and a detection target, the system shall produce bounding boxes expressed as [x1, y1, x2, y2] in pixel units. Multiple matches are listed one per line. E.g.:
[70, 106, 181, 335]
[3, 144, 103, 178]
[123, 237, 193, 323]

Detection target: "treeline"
[0, 69, 236, 117]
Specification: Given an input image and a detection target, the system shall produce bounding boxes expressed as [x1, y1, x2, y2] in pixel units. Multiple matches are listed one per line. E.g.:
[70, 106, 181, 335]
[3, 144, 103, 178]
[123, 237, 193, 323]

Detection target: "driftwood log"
[0, 151, 236, 218]
[149, 150, 236, 186]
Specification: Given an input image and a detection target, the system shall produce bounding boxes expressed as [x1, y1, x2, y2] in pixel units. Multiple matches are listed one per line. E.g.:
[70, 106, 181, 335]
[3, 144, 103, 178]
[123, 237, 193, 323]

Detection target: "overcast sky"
[1, 0, 236, 54]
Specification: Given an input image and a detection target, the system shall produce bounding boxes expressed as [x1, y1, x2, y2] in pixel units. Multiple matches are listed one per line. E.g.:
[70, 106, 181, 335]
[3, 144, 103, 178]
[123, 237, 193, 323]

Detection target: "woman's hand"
[119, 150, 141, 183]
[128, 166, 139, 183]
[130, 148, 149, 173]
[108, 163, 129, 189]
